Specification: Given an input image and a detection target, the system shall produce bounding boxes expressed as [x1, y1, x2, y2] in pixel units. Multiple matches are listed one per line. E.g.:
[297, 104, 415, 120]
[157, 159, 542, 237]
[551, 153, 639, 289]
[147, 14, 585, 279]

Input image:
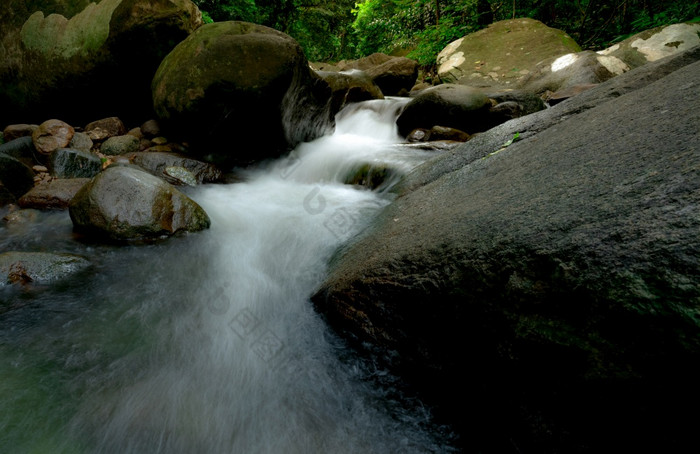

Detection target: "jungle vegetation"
[193, 0, 700, 65]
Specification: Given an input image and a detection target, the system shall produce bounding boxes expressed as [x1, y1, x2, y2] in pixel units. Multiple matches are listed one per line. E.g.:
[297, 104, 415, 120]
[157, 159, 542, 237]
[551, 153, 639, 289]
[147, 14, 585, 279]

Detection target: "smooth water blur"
[0, 99, 456, 453]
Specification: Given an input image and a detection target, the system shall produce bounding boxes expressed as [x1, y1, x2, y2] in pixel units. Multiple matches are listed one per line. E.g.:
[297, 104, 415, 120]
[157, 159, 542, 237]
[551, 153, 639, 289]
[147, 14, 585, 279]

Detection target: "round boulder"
[396, 84, 491, 137]
[437, 18, 581, 88]
[32, 119, 75, 155]
[152, 21, 332, 165]
[69, 165, 210, 241]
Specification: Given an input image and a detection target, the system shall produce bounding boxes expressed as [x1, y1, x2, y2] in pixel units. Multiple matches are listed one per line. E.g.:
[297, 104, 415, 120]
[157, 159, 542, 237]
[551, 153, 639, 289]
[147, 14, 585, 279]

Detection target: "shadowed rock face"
[0, 0, 202, 127]
[313, 47, 700, 453]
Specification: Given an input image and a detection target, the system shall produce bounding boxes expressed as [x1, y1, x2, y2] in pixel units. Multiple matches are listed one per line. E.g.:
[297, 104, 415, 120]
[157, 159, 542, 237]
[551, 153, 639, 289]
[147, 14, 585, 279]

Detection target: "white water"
[0, 99, 454, 453]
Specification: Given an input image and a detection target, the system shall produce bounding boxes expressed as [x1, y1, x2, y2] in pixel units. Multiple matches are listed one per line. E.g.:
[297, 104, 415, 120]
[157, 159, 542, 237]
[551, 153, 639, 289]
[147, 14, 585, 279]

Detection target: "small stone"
[32, 119, 75, 155]
[68, 132, 94, 152]
[151, 137, 168, 145]
[127, 127, 144, 139]
[3, 124, 39, 142]
[140, 119, 161, 138]
[163, 166, 197, 186]
[407, 128, 430, 142]
[32, 165, 49, 173]
[101, 135, 140, 156]
[85, 117, 126, 142]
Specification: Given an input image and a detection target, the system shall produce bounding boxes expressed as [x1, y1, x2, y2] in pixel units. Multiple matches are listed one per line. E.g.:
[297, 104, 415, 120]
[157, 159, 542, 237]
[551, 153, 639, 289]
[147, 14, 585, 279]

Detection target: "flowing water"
[0, 98, 457, 453]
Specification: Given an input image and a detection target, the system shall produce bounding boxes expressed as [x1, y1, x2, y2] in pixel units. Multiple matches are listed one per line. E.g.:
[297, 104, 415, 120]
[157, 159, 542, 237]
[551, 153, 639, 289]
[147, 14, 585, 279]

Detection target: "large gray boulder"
[436, 18, 581, 87]
[0, 0, 202, 127]
[313, 46, 700, 452]
[152, 21, 332, 166]
[69, 165, 210, 241]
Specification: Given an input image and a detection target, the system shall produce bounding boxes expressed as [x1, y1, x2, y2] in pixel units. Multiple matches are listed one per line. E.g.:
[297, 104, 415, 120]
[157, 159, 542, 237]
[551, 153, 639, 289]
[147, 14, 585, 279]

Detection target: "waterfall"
[0, 99, 457, 453]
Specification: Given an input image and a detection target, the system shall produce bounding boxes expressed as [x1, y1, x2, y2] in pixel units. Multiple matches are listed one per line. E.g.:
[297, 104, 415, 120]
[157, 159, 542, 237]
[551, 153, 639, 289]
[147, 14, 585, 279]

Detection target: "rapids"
[0, 98, 457, 453]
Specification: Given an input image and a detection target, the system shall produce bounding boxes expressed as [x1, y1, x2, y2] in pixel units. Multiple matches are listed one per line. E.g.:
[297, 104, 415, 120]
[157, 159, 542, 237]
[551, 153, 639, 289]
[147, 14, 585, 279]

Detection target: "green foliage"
[190, 0, 700, 67]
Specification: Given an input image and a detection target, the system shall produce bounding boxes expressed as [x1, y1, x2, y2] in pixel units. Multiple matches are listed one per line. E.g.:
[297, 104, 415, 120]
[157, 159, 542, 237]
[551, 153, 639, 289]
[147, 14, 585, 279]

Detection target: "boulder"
[520, 50, 630, 95]
[0, 251, 90, 286]
[152, 21, 332, 165]
[18, 178, 90, 209]
[49, 148, 102, 178]
[130, 151, 223, 184]
[69, 165, 210, 241]
[396, 84, 491, 137]
[0, 152, 35, 198]
[32, 119, 74, 155]
[0, 0, 202, 127]
[337, 53, 419, 96]
[598, 22, 700, 69]
[316, 70, 384, 117]
[437, 18, 581, 88]
[68, 132, 94, 153]
[100, 135, 140, 156]
[312, 47, 700, 453]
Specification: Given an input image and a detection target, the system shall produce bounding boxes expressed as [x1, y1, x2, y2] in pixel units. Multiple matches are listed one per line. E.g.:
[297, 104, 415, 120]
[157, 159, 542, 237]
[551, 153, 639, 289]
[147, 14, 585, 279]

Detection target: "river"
[0, 98, 459, 453]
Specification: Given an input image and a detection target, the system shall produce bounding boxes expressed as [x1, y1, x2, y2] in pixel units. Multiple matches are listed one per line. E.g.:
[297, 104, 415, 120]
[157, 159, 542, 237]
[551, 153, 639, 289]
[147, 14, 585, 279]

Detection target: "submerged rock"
[69, 165, 210, 241]
[0, 251, 90, 286]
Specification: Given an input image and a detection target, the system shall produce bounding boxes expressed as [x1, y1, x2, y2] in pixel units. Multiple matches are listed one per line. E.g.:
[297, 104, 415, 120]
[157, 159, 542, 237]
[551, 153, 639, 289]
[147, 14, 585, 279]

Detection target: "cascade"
[0, 99, 457, 453]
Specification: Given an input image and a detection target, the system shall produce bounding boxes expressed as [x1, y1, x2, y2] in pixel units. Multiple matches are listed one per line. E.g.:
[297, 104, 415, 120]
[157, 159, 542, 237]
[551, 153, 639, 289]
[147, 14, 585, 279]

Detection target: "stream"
[0, 98, 459, 453]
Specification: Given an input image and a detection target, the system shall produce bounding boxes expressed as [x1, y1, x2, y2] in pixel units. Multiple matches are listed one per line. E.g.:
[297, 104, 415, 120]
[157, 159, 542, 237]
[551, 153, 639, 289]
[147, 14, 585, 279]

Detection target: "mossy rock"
[437, 18, 581, 88]
[152, 21, 332, 165]
[0, 0, 202, 126]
